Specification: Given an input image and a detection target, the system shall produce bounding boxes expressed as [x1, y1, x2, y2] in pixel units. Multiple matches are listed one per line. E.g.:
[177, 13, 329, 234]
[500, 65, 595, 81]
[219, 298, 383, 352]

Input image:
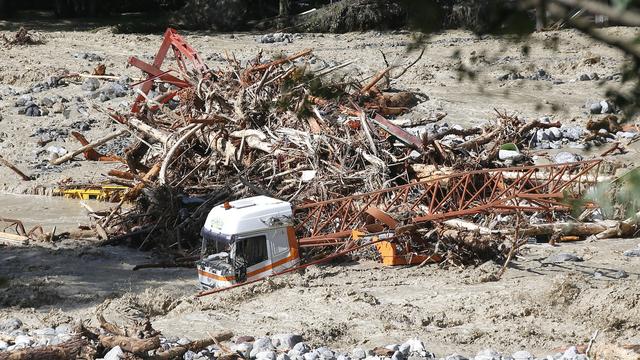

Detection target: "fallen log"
[521, 222, 609, 237]
[51, 129, 129, 165]
[594, 210, 640, 239]
[148, 330, 233, 360]
[99, 335, 160, 355]
[0, 231, 29, 246]
[0, 338, 86, 360]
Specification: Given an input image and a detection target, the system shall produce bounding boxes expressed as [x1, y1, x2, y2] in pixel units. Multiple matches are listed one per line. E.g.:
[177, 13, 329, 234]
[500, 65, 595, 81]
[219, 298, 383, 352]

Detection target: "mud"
[0, 21, 639, 358]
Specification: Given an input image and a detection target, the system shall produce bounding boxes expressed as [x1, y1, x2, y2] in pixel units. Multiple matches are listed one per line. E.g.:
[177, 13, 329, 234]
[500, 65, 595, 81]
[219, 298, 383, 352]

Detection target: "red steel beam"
[294, 160, 603, 246]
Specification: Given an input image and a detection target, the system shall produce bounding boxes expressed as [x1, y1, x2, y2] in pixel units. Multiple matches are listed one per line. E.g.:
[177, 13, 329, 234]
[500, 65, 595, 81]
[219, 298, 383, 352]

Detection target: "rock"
[260, 33, 292, 43]
[236, 336, 255, 343]
[548, 127, 561, 140]
[294, 342, 311, 355]
[304, 351, 320, 360]
[536, 129, 550, 142]
[475, 349, 501, 360]
[14, 335, 33, 347]
[0, 318, 23, 332]
[25, 104, 42, 117]
[616, 131, 637, 139]
[386, 345, 400, 352]
[104, 346, 125, 360]
[579, 74, 590, 81]
[391, 351, 405, 360]
[251, 338, 275, 358]
[554, 151, 580, 164]
[623, 247, 640, 257]
[256, 351, 277, 360]
[401, 339, 426, 356]
[183, 350, 197, 360]
[352, 348, 367, 360]
[52, 102, 65, 114]
[600, 100, 611, 114]
[234, 342, 253, 358]
[512, 351, 533, 360]
[177, 338, 191, 346]
[561, 346, 578, 359]
[274, 334, 303, 350]
[591, 73, 599, 80]
[317, 347, 335, 360]
[589, 102, 602, 114]
[47, 146, 67, 160]
[82, 78, 101, 92]
[41, 97, 55, 107]
[279, 354, 292, 360]
[73, 52, 103, 62]
[445, 355, 468, 360]
[544, 253, 583, 263]
[612, 270, 629, 279]
[498, 149, 523, 162]
[15, 94, 33, 107]
[561, 126, 584, 141]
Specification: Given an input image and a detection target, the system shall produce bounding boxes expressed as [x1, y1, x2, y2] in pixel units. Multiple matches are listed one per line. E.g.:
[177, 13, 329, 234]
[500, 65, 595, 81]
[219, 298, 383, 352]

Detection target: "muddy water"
[0, 193, 112, 232]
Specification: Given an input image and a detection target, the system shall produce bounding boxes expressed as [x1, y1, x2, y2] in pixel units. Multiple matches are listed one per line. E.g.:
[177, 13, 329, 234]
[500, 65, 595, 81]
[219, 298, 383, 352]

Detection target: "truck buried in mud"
[198, 196, 300, 289]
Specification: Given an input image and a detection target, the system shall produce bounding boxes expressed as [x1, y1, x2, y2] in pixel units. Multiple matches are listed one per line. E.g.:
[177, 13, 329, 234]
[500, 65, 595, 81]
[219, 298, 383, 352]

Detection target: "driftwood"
[149, 330, 234, 360]
[0, 155, 31, 181]
[0, 338, 86, 360]
[521, 222, 610, 237]
[99, 335, 160, 355]
[124, 163, 161, 201]
[51, 129, 129, 165]
[0, 232, 29, 245]
[159, 124, 204, 185]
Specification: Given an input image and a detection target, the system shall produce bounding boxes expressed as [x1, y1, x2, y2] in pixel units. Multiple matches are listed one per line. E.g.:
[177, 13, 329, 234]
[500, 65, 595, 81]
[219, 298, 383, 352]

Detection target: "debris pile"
[3, 28, 624, 264]
[1, 27, 44, 47]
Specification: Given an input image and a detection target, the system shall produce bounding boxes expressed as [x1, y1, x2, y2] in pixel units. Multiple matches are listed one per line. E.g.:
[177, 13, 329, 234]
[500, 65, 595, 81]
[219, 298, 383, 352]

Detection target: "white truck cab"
[197, 196, 300, 289]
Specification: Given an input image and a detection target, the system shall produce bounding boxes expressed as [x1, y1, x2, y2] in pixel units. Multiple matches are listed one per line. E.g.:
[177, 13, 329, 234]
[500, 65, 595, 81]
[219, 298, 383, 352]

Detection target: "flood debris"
[12, 28, 630, 276]
[0, 27, 634, 296]
[1, 27, 44, 47]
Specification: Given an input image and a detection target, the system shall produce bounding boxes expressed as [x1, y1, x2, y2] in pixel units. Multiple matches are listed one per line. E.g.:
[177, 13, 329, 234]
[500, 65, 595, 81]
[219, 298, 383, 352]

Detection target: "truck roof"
[203, 195, 293, 236]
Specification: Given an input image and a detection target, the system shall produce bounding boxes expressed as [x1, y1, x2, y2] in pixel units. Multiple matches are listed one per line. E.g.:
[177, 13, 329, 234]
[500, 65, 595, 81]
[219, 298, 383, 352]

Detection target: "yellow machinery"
[56, 185, 128, 202]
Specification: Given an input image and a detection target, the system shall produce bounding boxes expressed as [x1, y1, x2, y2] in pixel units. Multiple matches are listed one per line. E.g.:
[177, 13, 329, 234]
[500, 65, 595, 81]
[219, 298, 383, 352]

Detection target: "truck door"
[267, 227, 291, 262]
[234, 234, 269, 282]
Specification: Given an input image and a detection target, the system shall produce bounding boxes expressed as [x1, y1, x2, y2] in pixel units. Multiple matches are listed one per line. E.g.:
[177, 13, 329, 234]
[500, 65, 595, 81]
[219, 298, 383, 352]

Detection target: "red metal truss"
[293, 160, 603, 247]
[129, 28, 207, 113]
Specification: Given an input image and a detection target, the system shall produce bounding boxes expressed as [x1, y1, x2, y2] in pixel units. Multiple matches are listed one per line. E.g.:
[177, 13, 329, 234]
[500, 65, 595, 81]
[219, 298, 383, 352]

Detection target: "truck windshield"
[201, 228, 234, 256]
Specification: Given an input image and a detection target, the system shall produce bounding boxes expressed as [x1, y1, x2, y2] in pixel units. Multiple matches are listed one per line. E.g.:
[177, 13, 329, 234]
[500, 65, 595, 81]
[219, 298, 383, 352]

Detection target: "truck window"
[236, 235, 268, 267]
[270, 228, 290, 257]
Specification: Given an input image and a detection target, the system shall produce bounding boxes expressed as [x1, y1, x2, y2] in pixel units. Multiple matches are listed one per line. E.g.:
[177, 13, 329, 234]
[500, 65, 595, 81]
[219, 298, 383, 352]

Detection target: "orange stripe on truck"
[199, 253, 299, 282]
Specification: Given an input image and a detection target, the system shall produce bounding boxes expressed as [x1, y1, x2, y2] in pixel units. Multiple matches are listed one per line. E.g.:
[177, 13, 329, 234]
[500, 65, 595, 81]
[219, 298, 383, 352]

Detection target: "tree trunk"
[0, 338, 86, 360]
